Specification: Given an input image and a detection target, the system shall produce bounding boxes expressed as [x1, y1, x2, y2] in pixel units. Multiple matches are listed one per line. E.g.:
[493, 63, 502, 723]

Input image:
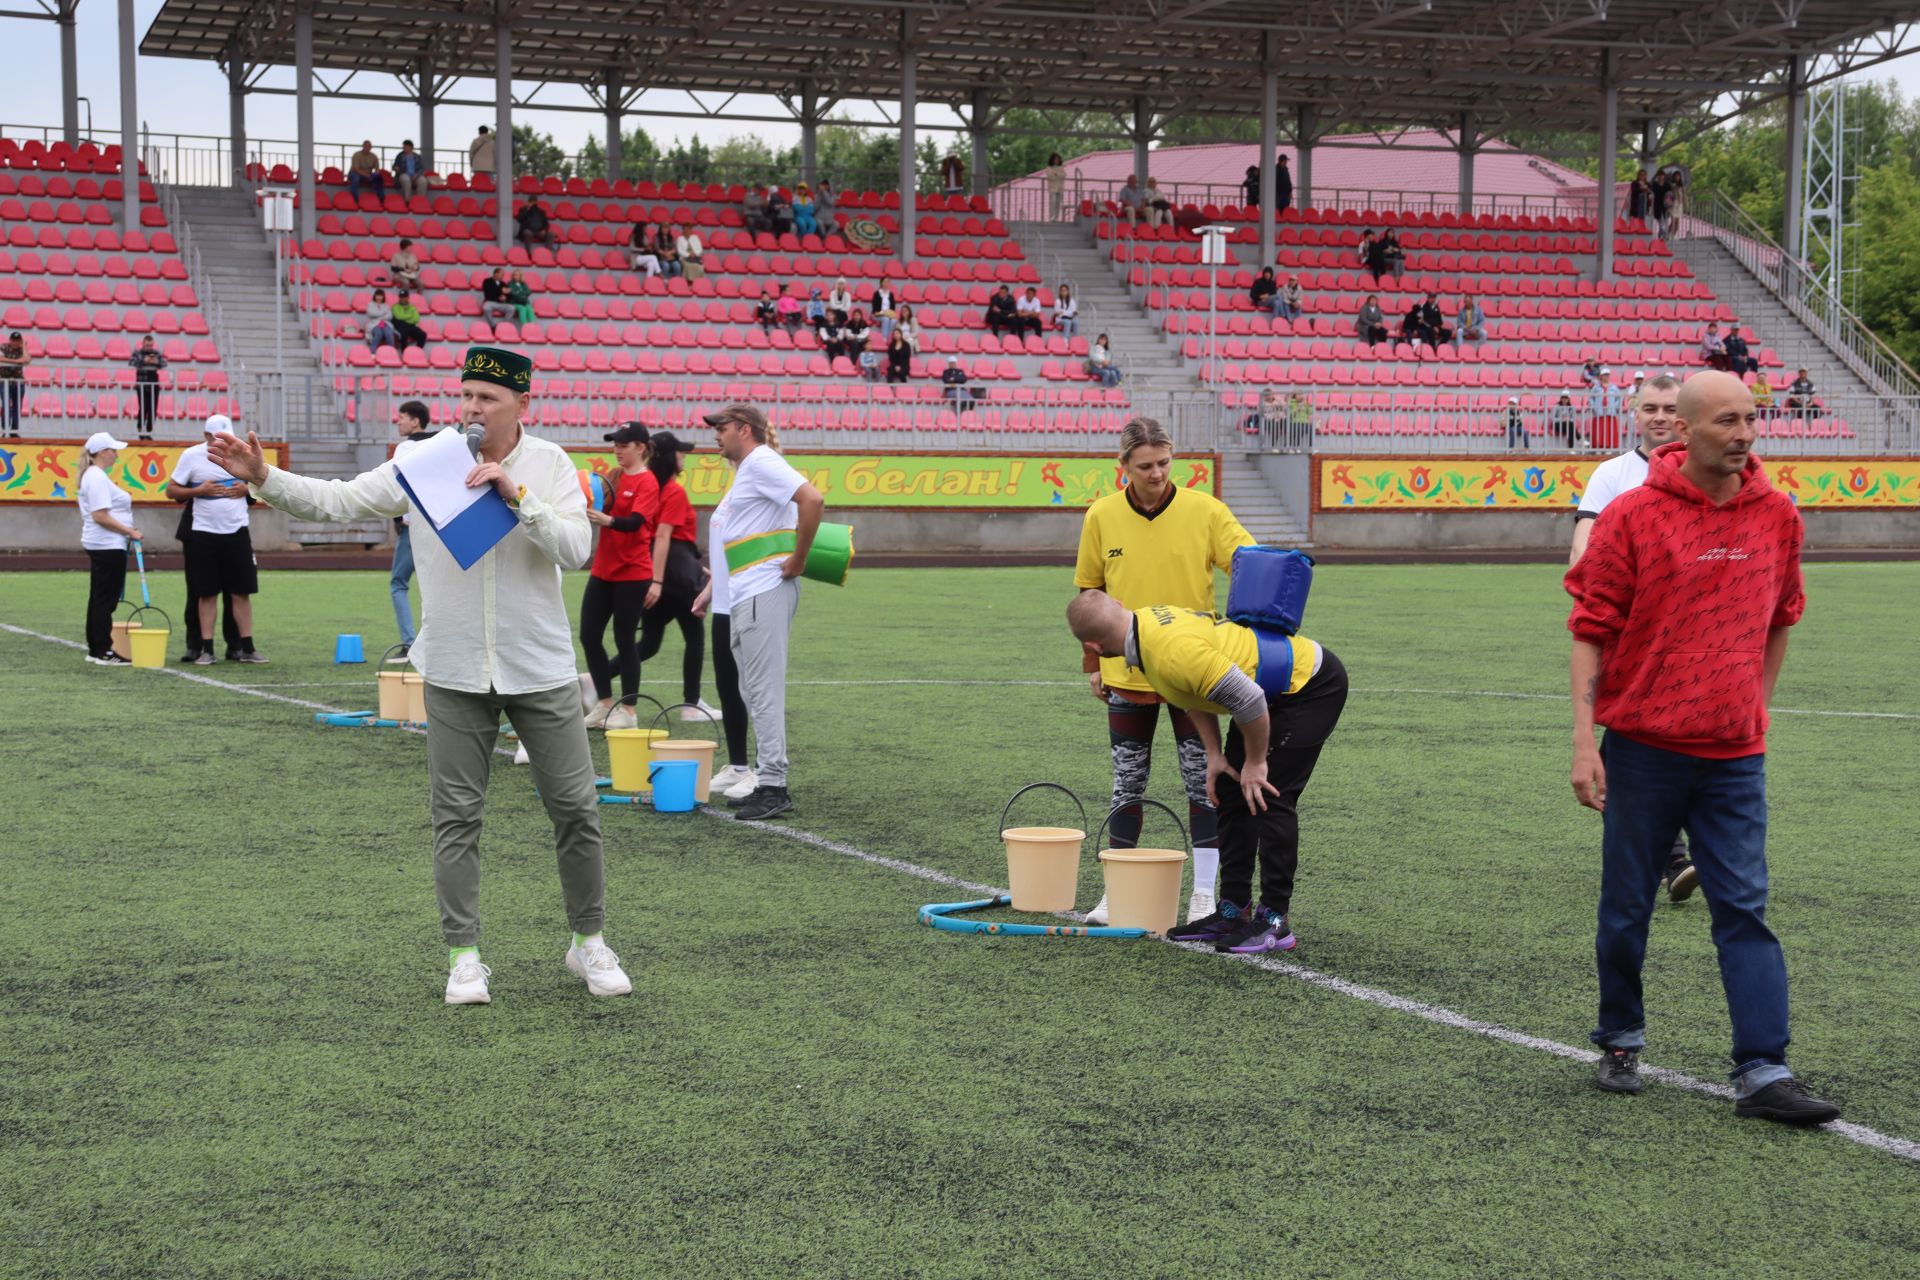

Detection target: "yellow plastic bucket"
[378, 671, 409, 721]
[1094, 797, 1190, 936]
[402, 672, 428, 724]
[998, 783, 1089, 912]
[650, 739, 716, 801]
[607, 728, 668, 793]
[127, 624, 169, 669]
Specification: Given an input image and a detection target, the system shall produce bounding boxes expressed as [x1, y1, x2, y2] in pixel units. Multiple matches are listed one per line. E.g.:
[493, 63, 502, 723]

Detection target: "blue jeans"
[1057, 316, 1078, 339]
[390, 526, 417, 646]
[1270, 298, 1301, 320]
[1593, 733, 1792, 1095]
[347, 172, 383, 202]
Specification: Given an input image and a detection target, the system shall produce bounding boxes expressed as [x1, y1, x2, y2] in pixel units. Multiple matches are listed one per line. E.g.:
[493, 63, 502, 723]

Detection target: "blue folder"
[394, 471, 520, 571]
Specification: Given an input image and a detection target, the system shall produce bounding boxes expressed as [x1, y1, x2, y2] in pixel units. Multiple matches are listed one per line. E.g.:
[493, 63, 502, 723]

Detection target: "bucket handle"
[1093, 797, 1189, 854]
[999, 782, 1087, 839]
[647, 701, 720, 742]
[614, 692, 668, 725]
[378, 642, 410, 666]
[125, 604, 170, 632]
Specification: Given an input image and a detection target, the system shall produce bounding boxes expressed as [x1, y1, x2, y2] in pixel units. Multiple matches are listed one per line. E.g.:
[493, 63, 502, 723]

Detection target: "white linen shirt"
[253, 429, 590, 694]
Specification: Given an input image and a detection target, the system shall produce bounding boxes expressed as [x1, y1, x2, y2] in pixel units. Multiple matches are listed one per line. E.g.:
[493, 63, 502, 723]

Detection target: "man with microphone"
[207, 347, 630, 1007]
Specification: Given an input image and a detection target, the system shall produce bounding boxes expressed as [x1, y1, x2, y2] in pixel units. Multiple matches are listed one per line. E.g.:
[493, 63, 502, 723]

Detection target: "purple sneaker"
[1166, 899, 1248, 943]
[1215, 904, 1297, 954]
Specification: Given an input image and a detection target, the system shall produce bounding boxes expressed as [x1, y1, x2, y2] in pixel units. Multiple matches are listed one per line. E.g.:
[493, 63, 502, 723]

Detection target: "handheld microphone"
[463, 424, 486, 457]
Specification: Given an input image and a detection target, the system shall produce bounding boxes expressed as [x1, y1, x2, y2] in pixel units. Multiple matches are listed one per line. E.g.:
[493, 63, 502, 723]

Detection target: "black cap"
[648, 430, 697, 454]
[604, 423, 651, 444]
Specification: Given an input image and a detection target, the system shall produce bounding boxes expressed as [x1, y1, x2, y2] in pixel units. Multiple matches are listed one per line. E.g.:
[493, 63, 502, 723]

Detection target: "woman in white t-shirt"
[78, 430, 141, 665]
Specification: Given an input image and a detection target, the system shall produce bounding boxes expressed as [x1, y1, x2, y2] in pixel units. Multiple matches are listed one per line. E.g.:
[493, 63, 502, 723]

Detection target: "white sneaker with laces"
[445, 956, 492, 1005]
[710, 764, 752, 794]
[583, 701, 611, 729]
[604, 705, 638, 731]
[722, 768, 759, 800]
[1085, 895, 1110, 926]
[566, 939, 633, 997]
[512, 743, 530, 765]
[681, 698, 720, 722]
[1186, 889, 1216, 924]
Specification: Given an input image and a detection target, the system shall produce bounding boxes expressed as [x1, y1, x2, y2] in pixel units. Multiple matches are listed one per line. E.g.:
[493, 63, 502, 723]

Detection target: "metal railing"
[1007, 176, 1597, 228]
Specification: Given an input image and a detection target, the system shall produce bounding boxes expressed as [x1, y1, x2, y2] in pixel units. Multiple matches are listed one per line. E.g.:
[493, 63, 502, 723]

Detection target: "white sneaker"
[604, 705, 638, 731]
[445, 955, 492, 1005]
[1186, 889, 1216, 924]
[722, 768, 759, 800]
[566, 939, 633, 997]
[710, 763, 751, 794]
[512, 743, 530, 765]
[681, 698, 720, 722]
[583, 701, 611, 729]
[1085, 895, 1110, 926]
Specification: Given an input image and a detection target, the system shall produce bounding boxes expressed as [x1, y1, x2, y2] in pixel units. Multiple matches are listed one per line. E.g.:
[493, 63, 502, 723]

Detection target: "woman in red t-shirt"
[635, 431, 721, 725]
[582, 424, 670, 730]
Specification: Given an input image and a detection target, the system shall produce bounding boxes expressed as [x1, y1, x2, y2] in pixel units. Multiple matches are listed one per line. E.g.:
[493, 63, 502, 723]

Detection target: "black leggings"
[637, 599, 705, 704]
[85, 549, 127, 656]
[1216, 650, 1349, 915]
[1105, 693, 1219, 849]
[710, 612, 750, 767]
[580, 575, 647, 704]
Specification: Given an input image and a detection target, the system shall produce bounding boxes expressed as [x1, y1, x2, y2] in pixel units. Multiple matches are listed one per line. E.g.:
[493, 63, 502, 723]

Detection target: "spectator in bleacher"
[893, 303, 921, 357]
[766, 188, 792, 237]
[844, 310, 871, 360]
[1587, 375, 1625, 450]
[814, 180, 836, 229]
[1243, 166, 1261, 209]
[1250, 267, 1278, 312]
[1722, 325, 1755, 377]
[871, 277, 899, 341]
[776, 286, 805, 334]
[985, 285, 1019, 338]
[1276, 275, 1304, 321]
[743, 184, 771, 234]
[1015, 287, 1045, 338]
[348, 141, 384, 202]
[1549, 393, 1578, 448]
[828, 277, 855, 318]
[469, 125, 495, 176]
[515, 197, 555, 250]
[1053, 283, 1079, 338]
[1355, 296, 1389, 346]
[391, 290, 427, 350]
[1625, 370, 1647, 413]
[941, 356, 974, 412]
[129, 335, 167, 440]
[508, 270, 535, 325]
[885, 327, 913, 383]
[1786, 368, 1815, 417]
[1505, 397, 1530, 449]
[820, 313, 849, 362]
[1650, 170, 1671, 239]
[1143, 177, 1172, 228]
[1751, 375, 1776, 418]
[0, 330, 28, 436]
[1277, 154, 1293, 212]
[1243, 388, 1281, 440]
[1287, 390, 1313, 447]
[365, 289, 398, 353]
[630, 221, 661, 277]
[755, 290, 778, 333]
[1360, 231, 1387, 285]
[481, 269, 517, 324]
[392, 140, 427, 201]
[1116, 174, 1145, 224]
[674, 224, 705, 280]
[1457, 294, 1487, 343]
[792, 185, 819, 238]
[1699, 321, 1727, 370]
[1047, 154, 1068, 219]
[1581, 357, 1605, 386]
[805, 286, 828, 330]
[1664, 170, 1687, 230]
[651, 223, 680, 277]
[859, 346, 883, 382]
[389, 238, 421, 290]
[1381, 230, 1407, 281]
[1089, 334, 1122, 387]
[940, 153, 966, 195]
[1398, 300, 1428, 352]
[1418, 294, 1452, 349]
[1628, 169, 1651, 223]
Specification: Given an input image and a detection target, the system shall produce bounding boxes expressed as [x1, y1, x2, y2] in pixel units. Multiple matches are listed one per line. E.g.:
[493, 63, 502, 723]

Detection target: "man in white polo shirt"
[1569, 371, 1697, 902]
[704, 403, 826, 822]
[165, 414, 266, 664]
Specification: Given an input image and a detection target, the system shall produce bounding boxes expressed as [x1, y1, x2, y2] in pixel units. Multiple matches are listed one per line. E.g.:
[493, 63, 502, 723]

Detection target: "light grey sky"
[12, 3, 1920, 163]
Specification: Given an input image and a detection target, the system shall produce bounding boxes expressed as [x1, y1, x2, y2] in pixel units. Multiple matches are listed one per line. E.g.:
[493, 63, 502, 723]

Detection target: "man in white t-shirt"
[164, 415, 265, 664]
[703, 403, 826, 822]
[1568, 371, 1698, 902]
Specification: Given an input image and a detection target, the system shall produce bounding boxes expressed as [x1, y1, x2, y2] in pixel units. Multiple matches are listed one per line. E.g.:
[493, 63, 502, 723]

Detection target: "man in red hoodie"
[1564, 370, 1839, 1125]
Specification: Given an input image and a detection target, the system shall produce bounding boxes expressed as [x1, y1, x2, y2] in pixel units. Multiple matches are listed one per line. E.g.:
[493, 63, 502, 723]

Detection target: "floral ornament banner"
[0, 441, 288, 505]
[1315, 456, 1920, 510]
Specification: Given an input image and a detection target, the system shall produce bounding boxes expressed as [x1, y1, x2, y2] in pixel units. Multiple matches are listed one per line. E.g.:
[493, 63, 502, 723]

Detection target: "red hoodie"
[1565, 442, 1805, 758]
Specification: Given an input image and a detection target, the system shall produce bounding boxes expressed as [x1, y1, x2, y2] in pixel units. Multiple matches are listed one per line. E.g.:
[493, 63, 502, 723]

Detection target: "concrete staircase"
[172, 187, 387, 547]
[1217, 453, 1311, 546]
[1018, 222, 1197, 398]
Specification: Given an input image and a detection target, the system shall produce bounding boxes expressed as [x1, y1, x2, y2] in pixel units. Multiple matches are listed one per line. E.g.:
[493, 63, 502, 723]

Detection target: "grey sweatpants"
[423, 679, 605, 947]
[729, 577, 799, 788]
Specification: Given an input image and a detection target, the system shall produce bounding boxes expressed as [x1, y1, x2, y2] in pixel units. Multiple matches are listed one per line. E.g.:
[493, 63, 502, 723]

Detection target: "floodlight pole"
[495, 16, 514, 254]
[1595, 49, 1617, 282]
[295, 1, 315, 243]
[898, 11, 916, 264]
[1258, 33, 1277, 275]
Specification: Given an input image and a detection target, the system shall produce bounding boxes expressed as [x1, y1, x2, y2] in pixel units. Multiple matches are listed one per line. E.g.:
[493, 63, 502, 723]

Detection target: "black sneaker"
[1596, 1047, 1644, 1094]
[733, 786, 792, 821]
[1735, 1078, 1841, 1126]
[1211, 901, 1296, 954]
[1663, 859, 1699, 903]
[1167, 899, 1248, 943]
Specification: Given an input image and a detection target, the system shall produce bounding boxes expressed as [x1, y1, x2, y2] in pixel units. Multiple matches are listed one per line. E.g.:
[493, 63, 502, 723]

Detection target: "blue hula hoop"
[917, 894, 1148, 939]
[312, 711, 417, 728]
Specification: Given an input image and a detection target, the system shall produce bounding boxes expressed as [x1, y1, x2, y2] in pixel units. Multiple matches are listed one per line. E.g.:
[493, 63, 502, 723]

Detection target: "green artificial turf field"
[2, 563, 1916, 1279]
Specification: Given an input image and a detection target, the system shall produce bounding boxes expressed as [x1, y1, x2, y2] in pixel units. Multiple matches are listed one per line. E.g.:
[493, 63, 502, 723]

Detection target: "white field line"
[5, 618, 1917, 1163]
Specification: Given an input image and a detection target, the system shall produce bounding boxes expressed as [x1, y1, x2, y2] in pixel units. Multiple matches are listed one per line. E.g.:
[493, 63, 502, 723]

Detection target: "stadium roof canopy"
[141, 0, 1920, 140]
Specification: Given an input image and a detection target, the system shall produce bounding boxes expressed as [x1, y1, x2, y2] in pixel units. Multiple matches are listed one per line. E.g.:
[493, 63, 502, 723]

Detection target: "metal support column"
[1595, 50, 1618, 281]
[116, 0, 138, 233]
[898, 12, 916, 263]
[1131, 96, 1152, 185]
[800, 78, 819, 189]
[1457, 112, 1476, 217]
[495, 19, 514, 252]
[295, 2, 315, 242]
[969, 88, 991, 198]
[1295, 105, 1314, 208]
[1781, 55, 1807, 263]
[1638, 122, 1656, 173]
[228, 52, 249, 185]
[417, 58, 436, 167]
[59, 0, 80, 145]
[604, 69, 623, 179]
[1257, 35, 1277, 268]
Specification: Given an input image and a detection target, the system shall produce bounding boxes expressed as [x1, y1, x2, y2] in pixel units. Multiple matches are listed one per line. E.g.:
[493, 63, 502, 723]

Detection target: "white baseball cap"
[84, 431, 128, 453]
[203, 413, 233, 435]
[1599, 366, 1611, 374]
[1507, 395, 1519, 404]
[1634, 369, 1646, 378]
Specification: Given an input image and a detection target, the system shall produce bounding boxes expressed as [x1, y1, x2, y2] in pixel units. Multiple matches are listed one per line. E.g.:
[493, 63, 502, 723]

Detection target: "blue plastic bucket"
[649, 759, 699, 812]
[1226, 546, 1315, 635]
[334, 633, 366, 663]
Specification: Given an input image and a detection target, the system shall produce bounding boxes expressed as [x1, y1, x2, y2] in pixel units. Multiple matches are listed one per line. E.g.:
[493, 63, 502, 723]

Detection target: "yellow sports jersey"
[1131, 606, 1320, 714]
[1074, 486, 1254, 692]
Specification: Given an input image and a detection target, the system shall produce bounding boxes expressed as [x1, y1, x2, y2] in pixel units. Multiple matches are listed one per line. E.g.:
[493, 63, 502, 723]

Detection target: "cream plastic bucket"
[649, 739, 716, 801]
[402, 672, 428, 724]
[998, 783, 1090, 913]
[1097, 849, 1188, 935]
[378, 671, 409, 721]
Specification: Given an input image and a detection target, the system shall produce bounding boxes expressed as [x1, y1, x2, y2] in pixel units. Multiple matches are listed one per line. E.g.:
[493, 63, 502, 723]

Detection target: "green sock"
[572, 931, 601, 950]
[449, 945, 478, 969]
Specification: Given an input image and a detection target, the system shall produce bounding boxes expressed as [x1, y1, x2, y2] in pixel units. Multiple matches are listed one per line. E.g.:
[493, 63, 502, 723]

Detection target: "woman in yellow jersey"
[1067, 591, 1348, 953]
[1073, 418, 1255, 925]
